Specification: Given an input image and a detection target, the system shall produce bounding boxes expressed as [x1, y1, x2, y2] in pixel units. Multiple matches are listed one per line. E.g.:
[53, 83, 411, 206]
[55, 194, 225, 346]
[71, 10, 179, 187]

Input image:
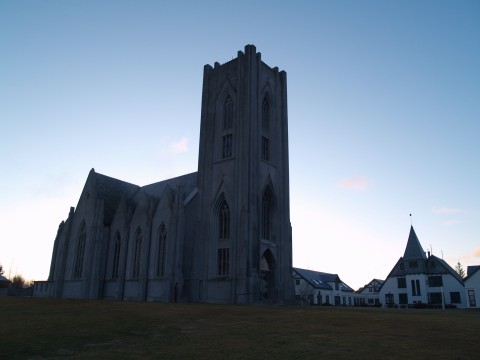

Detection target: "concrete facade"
[34, 45, 294, 304]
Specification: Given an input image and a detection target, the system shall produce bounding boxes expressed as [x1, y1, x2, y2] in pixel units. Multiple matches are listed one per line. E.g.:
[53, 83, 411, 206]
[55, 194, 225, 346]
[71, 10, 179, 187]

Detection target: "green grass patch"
[1, 297, 479, 359]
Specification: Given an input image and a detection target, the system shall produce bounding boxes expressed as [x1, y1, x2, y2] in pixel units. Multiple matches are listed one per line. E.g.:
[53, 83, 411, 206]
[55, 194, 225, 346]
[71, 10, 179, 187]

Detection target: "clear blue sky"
[1, 0, 479, 289]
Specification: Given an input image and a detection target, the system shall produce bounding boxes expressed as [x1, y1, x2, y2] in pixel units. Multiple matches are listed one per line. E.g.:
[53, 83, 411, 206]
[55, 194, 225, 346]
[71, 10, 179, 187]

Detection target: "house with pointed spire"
[378, 226, 466, 308]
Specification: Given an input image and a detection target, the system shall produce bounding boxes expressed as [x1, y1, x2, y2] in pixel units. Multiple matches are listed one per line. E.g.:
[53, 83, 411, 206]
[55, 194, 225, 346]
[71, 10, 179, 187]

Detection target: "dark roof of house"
[465, 265, 480, 282]
[403, 226, 427, 260]
[0, 275, 10, 282]
[432, 256, 464, 283]
[467, 265, 480, 277]
[293, 267, 354, 292]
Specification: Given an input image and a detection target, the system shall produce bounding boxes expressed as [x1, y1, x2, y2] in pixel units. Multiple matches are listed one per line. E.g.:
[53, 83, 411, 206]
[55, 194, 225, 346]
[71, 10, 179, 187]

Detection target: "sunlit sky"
[1, 1, 479, 290]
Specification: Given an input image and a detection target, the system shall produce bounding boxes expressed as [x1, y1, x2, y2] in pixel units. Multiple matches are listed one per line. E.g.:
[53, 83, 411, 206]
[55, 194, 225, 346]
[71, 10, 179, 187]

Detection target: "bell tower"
[194, 45, 293, 304]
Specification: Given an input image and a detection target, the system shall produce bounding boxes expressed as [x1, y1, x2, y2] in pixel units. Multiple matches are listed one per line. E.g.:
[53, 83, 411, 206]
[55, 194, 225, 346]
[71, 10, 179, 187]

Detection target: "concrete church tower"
[194, 45, 293, 303]
[35, 45, 293, 304]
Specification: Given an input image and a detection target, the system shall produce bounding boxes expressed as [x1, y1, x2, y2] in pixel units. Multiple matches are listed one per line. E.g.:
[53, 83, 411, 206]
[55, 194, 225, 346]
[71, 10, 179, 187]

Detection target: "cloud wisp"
[432, 207, 465, 215]
[168, 137, 189, 154]
[337, 176, 370, 191]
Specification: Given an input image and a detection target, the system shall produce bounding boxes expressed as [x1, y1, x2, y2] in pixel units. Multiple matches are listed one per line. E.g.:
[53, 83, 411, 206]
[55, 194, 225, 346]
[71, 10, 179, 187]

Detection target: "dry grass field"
[1, 297, 479, 359]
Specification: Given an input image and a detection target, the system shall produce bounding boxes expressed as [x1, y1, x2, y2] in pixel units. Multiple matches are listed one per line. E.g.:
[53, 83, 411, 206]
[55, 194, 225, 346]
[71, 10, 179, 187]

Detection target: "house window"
[325, 295, 329, 304]
[217, 248, 229, 276]
[429, 292, 442, 304]
[416, 279, 421, 295]
[222, 134, 232, 159]
[73, 221, 86, 279]
[399, 293, 408, 305]
[468, 290, 476, 307]
[335, 283, 339, 291]
[385, 293, 394, 305]
[411, 279, 421, 296]
[112, 232, 121, 279]
[295, 279, 300, 285]
[397, 277, 406, 288]
[428, 276, 443, 287]
[156, 224, 167, 277]
[450, 292, 461, 304]
[219, 200, 230, 240]
[261, 136, 270, 162]
[132, 228, 142, 278]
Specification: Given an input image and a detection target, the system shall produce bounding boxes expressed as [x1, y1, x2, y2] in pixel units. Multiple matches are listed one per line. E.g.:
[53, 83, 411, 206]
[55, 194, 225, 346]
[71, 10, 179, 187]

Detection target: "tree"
[455, 261, 466, 278]
[0, 263, 4, 276]
[10, 274, 32, 289]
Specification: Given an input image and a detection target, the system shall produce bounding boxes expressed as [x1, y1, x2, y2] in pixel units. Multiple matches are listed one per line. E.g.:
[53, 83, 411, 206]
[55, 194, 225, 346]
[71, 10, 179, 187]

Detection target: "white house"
[355, 279, 384, 306]
[379, 226, 466, 308]
[464, 265, 480, 308]
[292, 268, 355, 306]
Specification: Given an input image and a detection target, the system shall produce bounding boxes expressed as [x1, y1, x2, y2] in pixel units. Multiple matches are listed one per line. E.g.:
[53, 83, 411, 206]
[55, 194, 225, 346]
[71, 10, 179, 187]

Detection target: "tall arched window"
[223, 94, 233, 130]
[219, 200, 230, 240]
[216, 194, 230, 276]
[222, 94, 233, 159]
[157, 223, 167, 277]
[112, 232, 121, 279]
[262, 96, 270, 132]
[262, 187, 275, 241]
[73, 220, 86, 279]
[261, 95, 270, 162]
[132, 228, 142, 278]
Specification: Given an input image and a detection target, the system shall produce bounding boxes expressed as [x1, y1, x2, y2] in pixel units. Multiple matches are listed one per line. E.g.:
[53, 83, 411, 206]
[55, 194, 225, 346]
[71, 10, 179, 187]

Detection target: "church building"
[34, 45, 294, 304]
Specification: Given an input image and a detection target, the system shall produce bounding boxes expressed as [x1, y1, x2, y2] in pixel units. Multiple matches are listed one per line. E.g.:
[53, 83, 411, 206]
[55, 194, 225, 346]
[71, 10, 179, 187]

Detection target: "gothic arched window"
[262, 187, 275, 241]
[112, 232, 121, 279]
[157, 223, 167, 277]
[262, 96, 270, 132]
[132, 228, 142, 278]
[73, 220, 86, 279]
[222, 94, 233, 159]
[261, 95, 270, 161]
[223, 94, 233, 130]
[216, 195, 230, 276]
[219, 200, 230, 240]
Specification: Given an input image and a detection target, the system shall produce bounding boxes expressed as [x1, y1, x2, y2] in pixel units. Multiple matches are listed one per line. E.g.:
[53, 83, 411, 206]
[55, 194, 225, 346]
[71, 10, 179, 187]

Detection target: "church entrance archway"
[260, 250, 275, 302]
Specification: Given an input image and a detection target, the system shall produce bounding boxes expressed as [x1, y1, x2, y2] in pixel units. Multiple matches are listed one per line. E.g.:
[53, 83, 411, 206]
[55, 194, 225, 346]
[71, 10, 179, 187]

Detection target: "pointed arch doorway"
[260, 250, 276, 302]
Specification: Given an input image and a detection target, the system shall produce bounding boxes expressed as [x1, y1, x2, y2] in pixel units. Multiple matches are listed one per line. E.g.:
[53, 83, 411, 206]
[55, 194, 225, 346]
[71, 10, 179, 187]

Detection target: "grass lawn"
[1, 297, 479, 359]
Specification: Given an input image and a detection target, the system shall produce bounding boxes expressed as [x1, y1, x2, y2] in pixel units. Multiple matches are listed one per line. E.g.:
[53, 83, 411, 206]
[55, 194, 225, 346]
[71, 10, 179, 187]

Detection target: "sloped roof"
[89, 170, 198, 225]
[431, 255, 464, 284]
[0, 275, 10, 282]
[142, 172, 197, 199]
[464, 266, 480, 283]
[93, 171, 140, 224]
[293, 267, 354, 292]
[466, 265, 480, 278]
[403, 226, 427, 260]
